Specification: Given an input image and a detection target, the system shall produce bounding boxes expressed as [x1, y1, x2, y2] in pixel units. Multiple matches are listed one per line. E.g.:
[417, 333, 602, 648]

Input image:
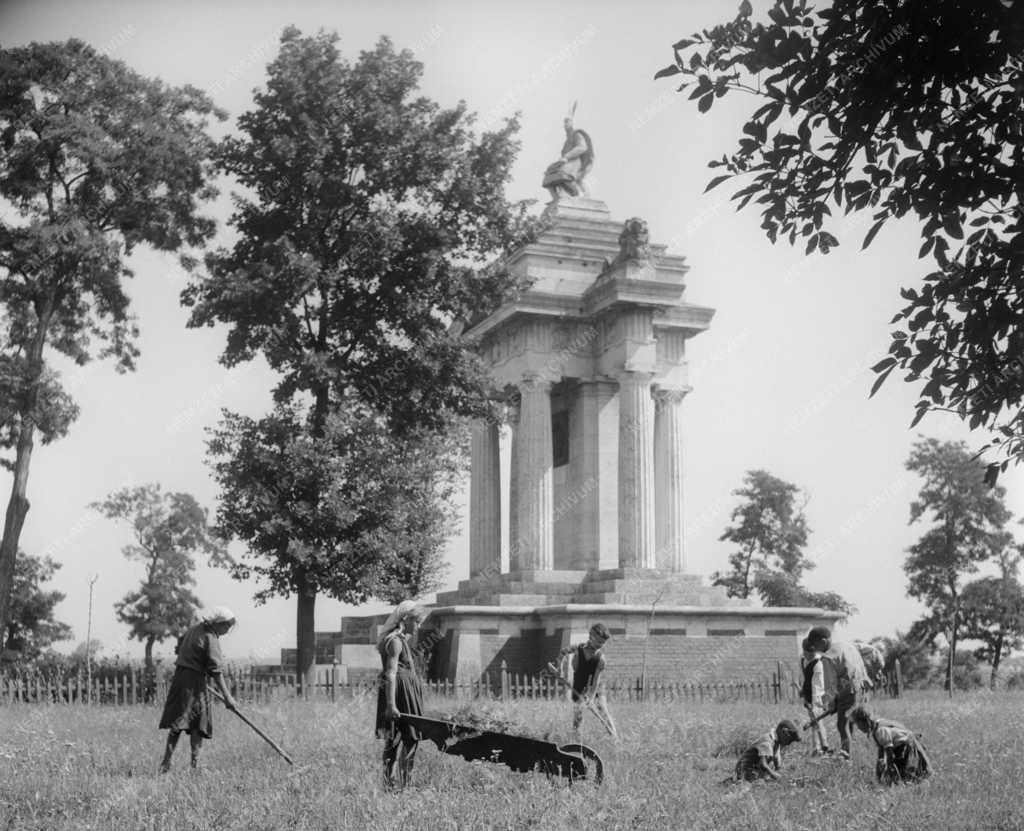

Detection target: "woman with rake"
[376, 600, 427, 789]
[158, 607, 238, 772]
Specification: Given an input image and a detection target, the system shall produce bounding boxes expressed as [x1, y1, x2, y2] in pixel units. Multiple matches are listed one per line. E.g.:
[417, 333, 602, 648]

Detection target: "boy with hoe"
[549, 622, 618, 739]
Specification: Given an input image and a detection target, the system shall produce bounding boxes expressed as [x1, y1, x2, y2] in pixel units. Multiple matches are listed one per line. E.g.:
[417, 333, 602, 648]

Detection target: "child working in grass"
[732, 720, 802, 782]
[849, 705, 932, 785]
[549, 622, 618, 739]
[800, 637, 833, 756]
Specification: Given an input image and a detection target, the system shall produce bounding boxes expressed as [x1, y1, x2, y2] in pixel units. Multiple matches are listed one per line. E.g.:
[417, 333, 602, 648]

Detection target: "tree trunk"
[740, 545, 754, 599]
[296, 568, 316, 699]
[293, 379, 329, 699]
[947, 597, 958, 696]
[990, 631, 1004, 691]
[144, 634, 157, 703]
[0, 292, 55, 636]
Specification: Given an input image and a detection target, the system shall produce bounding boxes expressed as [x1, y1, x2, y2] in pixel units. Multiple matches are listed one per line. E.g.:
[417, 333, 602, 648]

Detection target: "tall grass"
[0, 690, 1020, 830]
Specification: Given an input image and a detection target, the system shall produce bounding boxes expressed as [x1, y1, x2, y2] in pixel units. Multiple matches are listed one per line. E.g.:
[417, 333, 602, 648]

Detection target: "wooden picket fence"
[0, 659, 901, 706]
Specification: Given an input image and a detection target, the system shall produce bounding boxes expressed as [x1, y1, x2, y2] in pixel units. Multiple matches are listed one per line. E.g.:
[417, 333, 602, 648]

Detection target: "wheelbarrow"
[399, 713, 604, 784]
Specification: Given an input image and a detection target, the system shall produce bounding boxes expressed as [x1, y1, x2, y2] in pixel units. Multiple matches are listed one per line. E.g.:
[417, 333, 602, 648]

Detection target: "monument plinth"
[335, 124, 839, 684]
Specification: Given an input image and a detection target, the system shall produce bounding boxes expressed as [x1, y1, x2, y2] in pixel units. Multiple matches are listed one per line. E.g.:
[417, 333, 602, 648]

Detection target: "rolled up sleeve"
[206, 633, 224, 675]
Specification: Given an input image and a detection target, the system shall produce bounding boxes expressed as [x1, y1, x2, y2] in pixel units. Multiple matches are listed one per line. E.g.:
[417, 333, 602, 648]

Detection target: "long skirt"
[375, 667, 423, 743]
[158, 667, 213, 738]
[877, 737, 931, 784]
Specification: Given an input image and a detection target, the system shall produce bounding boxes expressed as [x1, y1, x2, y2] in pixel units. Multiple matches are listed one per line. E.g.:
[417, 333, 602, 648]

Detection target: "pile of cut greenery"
[429, 703, 537, 738]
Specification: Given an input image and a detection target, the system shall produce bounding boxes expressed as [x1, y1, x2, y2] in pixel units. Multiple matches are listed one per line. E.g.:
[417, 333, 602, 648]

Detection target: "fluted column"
[574, 379, 619, 570]
[469, 419, 501, 578]
[515, 378, 553, 571]
[654, 387, 689, 572]
[506, 403, 520, 572]
[618, 372, 656, 569]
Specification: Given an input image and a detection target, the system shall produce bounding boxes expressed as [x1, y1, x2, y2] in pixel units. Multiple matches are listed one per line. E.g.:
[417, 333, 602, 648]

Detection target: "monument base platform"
[335, 599, 841, 685]
[435, 569, 738, 607]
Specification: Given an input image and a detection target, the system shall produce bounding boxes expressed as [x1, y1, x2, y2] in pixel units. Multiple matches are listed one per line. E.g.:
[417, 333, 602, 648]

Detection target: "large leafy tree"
[208, 402, 461, 602]
[2, 550, 72, 663]
[92, 484, 230, 696]
[0, 40, 222, 634]
[961, 547, 1024, 690]
[903, 437, 1014, 691]
[657, 1, 1024, 475]
[184, 27, 529, 690]
[713, 469, 854, 615]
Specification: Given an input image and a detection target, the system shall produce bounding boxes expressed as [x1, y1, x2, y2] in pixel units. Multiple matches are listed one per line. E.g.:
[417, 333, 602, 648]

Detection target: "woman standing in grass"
[376, 600, 427, 790]
[158, 607, 238, 772]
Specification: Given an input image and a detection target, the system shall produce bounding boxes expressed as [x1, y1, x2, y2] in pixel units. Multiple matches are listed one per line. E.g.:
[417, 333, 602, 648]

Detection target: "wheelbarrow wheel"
[557, 743, 604, 784]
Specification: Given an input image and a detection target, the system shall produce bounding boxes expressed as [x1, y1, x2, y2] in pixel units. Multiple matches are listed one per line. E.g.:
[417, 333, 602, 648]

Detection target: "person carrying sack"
[805, 625, 869, 759]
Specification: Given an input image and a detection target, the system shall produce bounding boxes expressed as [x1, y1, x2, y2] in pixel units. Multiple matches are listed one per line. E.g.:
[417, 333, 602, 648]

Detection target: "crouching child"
[849, 705, 931, 785]
[733, 720, 801, 782]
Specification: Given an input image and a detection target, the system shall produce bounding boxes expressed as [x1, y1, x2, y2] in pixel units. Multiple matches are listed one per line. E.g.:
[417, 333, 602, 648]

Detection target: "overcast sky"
[2, 0, 1021, 664]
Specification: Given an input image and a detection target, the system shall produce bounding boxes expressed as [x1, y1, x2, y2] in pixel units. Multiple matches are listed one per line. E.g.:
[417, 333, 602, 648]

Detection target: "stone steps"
[573, 591, 730, 606]
[480, 593, 577, 607]
[435, 570, 743, 608]
[578, 579, 693, 595]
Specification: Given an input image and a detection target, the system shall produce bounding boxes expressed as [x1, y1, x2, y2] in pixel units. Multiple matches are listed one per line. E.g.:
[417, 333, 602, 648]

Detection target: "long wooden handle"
[545, 662, 616, 737]
[210, 687, 294, 765]
[802, 706, 838, 731]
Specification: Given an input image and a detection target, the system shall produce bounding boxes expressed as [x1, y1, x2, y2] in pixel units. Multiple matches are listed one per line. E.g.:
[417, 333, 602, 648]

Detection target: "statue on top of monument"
[542, 101, 594, 200]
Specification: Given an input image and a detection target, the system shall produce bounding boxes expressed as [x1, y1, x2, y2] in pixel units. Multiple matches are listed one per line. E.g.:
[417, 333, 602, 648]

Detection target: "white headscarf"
[376, 600, 424, 647]
[202, 606, 236, 625]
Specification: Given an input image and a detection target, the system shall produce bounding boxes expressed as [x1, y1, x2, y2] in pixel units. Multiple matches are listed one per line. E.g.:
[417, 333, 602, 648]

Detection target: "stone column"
[653, 387, 688, 572]
[574, 379, 619, 570]
[506, 404, 520, 572]
[618, 372, 656, 569]
[469, 419, 501, 578]
[515, 377, 553, 571]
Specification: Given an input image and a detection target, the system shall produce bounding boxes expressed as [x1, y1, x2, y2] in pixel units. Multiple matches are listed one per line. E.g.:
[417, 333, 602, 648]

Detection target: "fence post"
[894, 658, 902, 698]
[499, 660, 509, 700]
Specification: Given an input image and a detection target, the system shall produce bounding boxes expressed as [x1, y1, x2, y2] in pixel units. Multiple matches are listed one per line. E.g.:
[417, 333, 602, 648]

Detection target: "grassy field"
[0, 690, 1020, 830]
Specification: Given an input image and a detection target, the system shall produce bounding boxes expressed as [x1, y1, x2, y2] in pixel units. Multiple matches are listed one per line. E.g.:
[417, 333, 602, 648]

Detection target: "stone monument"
[333, 116, 840, 684]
